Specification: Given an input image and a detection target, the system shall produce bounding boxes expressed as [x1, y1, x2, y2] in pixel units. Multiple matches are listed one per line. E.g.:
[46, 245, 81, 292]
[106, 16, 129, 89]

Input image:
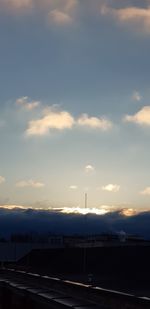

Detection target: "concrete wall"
[0, 275, 150, 309]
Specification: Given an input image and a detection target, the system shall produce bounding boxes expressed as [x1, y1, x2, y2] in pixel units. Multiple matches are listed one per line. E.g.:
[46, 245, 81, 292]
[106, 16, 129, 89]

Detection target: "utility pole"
[85, 192, 87, 209]
[83, 192, 87, 274]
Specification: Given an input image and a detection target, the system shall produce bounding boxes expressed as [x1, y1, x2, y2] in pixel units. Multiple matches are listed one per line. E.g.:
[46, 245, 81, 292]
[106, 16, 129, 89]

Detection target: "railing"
[0, 268, 150, 309]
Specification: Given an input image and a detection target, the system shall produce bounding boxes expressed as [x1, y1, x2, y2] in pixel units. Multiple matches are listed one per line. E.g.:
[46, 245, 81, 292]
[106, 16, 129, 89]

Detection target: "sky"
[1, 0, 150, 211]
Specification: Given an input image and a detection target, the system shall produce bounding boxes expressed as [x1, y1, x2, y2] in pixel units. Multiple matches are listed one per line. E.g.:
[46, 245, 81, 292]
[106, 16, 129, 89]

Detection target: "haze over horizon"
[1, 0, 150, 211]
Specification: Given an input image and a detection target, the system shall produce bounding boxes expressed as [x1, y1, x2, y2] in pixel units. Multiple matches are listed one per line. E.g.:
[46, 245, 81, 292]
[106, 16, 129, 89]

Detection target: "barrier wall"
[1, 269, 150, 309]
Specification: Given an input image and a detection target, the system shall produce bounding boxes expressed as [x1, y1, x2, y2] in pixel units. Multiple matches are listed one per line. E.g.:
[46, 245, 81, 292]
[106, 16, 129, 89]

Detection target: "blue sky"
[1, 0, 150, 211]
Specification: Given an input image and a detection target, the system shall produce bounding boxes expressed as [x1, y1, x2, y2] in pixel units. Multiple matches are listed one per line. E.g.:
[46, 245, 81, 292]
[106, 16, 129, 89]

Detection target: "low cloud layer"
[0, 206, 150, 239]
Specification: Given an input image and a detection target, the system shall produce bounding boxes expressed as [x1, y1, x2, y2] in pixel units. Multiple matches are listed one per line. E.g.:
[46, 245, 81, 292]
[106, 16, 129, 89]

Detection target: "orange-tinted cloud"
[101, 3, 150, 33]
[0, 0, 78, 25]
[124, 106, 150, 126]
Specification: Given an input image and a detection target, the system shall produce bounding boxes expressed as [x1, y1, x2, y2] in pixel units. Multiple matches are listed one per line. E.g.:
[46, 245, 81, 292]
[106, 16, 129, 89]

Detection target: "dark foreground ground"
[14, 246, 150, 298]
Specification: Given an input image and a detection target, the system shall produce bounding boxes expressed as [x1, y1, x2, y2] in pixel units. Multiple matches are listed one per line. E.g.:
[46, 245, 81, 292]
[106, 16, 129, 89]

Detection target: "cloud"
[62, 0, 77, 13]
[140, 187, 150, 195]
[0, 0, 61, 10]
[25, 104, 113, 137]
[2, 0, 150, 33]
[101, 4, 150, 33]
[26, 109, 75, 136]
[85, 165, 95, 173]
[132, 91, 142, 102]
[77, 114, 112, 130]
[0, 176, 5, 184]
[102, 184, 120, 193]
[16, 97, 40, 111]
[69, 185, 78, 190]
[0, 0, 34, 11]
[16, 180, 45, 188]
[124, 106, 150, 126]
[1, 206, 150, 240]
[0, 0, 78, 25]
[48, 9, 73, 25]
[47, 0, 77, 25]
[60, 206, 109, 215]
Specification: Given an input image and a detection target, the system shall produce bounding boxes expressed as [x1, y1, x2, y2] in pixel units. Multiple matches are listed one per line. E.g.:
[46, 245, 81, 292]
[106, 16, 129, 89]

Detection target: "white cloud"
[16, 96, 40, 111]
[16, 179, 45, 188]
[77, 114, 112, 130]
[26, 109, 75, 136]
[124, 106, 150, 126]
[69, 185, 78, 190]
[0, 205, 25, 209]
[60, 206, 109, 215]
[85, 165, 95, 173]
[132, 91, 142, 102]
[0, 176, 5, 184]
[140, 187, 150, 195]
[25, 104, 113, 137]
[102, 184, 120, 193]
[101, 4, 150, 33]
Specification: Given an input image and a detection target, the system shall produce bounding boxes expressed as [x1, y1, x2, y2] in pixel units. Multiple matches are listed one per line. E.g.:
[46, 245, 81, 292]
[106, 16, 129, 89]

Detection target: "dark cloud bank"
[0, 207, 150, 239]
